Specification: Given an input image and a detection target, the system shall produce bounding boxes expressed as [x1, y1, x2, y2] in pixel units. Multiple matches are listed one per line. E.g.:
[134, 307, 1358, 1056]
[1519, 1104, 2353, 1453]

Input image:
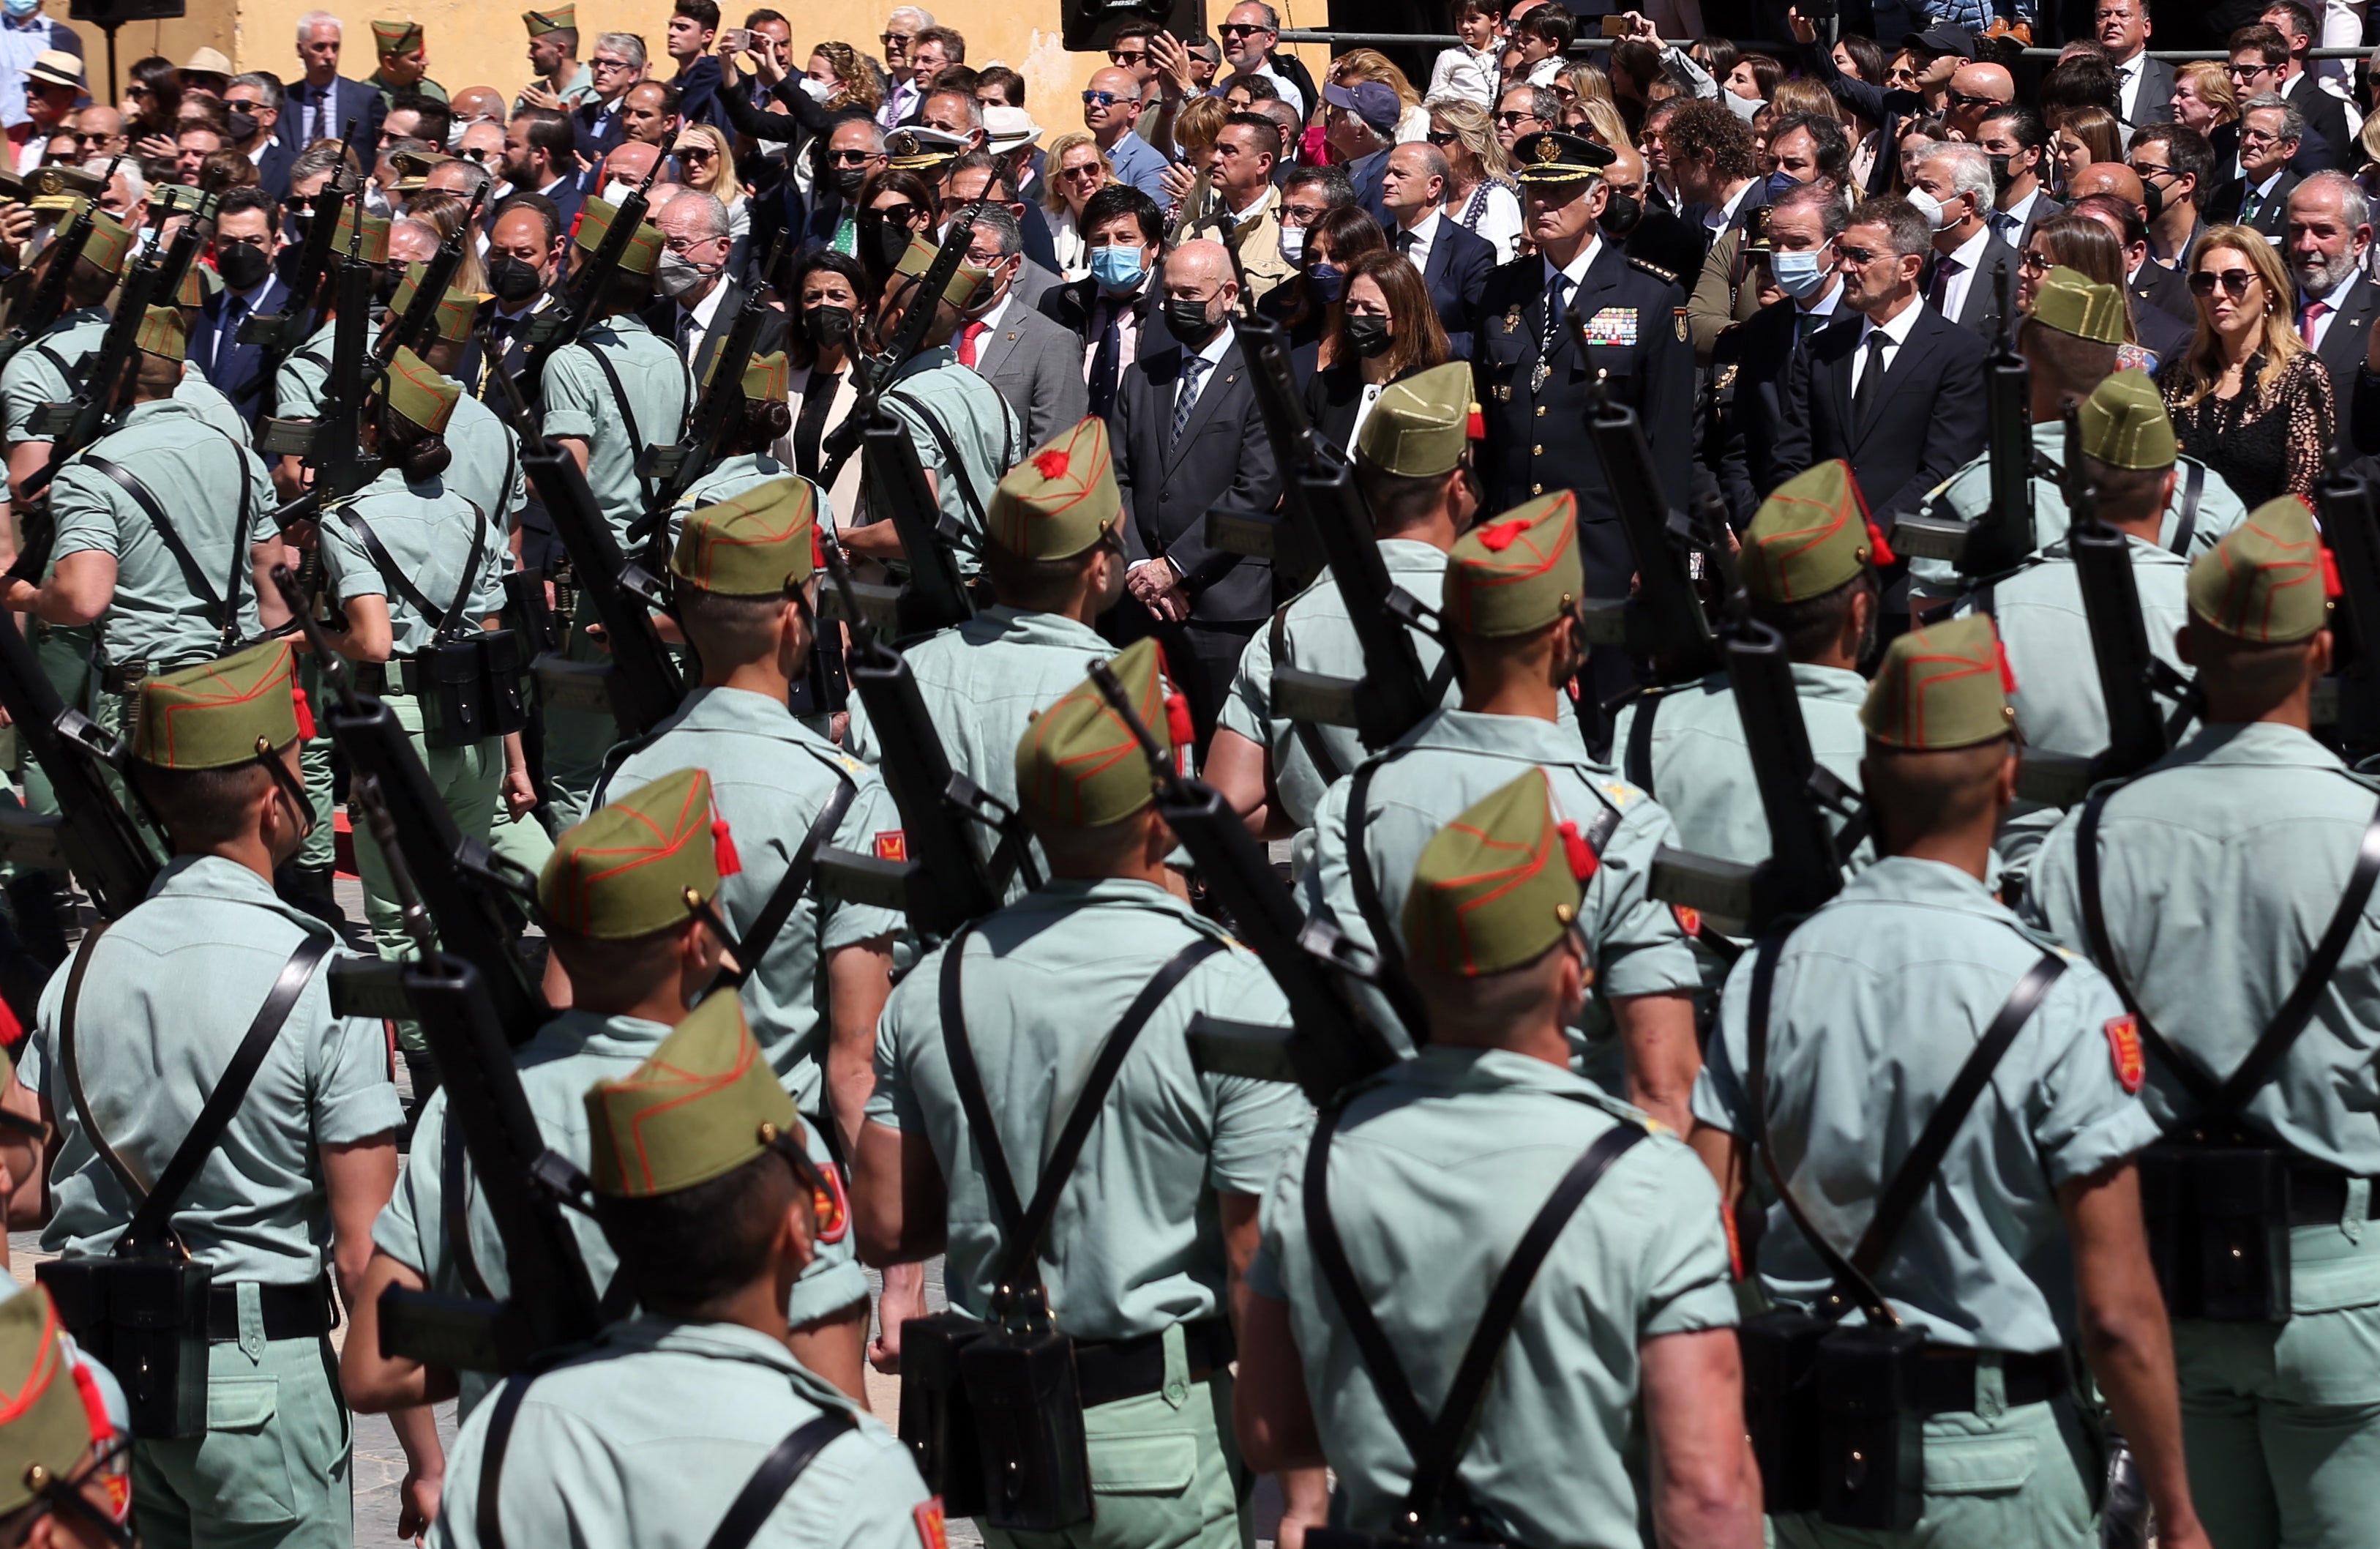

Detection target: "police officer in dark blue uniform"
[1471, 130, 1696, 714]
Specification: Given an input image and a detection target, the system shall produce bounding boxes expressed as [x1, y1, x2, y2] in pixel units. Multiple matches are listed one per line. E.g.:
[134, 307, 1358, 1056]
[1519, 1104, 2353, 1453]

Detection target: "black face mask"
[227, 108, 259, 143]
[832, 165, 869, 199]
[804, 302, 856, 347]
[374, 266, 404, 306]
[1344, 314, 1393, 357]
[1164, 295, 1221, 343]
[2141, 179, 2165, 220]
[1987, 152, 2016, 192]
[215, 239, 271, 292]
[1601, 191, 1643, 236]
[872, 219, 911, 268]
[487, 252, 545, 305]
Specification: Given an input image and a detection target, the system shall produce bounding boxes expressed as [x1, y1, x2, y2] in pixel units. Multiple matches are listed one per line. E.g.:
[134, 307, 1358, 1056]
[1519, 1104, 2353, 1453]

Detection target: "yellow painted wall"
[46, 0, 1329, 138]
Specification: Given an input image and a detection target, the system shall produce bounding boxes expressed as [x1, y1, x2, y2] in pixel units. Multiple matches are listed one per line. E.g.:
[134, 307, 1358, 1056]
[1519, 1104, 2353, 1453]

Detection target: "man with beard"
[2283, 171, 2380, 439]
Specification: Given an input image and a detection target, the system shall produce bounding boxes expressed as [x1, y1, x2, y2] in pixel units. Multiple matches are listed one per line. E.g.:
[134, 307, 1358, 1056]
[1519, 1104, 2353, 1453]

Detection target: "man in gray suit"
[2100, 0, 2176, 125]
[943, 152, 1063, 310]
[959, 205, 1090, 449]
[1108, 239, 1282, 750]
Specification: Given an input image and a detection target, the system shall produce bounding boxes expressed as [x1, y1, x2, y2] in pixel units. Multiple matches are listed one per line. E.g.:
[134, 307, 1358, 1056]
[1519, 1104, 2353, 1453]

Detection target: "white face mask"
[798, 75, 832, 102]
[1279, 223, 1306, 264]
[602, 179, 636, 204]
[1906, 186, 1952, 231]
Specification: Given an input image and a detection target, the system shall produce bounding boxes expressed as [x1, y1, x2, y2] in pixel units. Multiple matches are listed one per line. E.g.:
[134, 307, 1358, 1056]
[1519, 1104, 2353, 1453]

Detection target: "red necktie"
[958, 320, 989, 367]
[2302, 299, 2330, 348]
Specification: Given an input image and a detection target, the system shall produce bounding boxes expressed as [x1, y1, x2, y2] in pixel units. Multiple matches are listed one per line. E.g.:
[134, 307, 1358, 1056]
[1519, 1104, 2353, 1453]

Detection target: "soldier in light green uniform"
[1, 211, 135, 846]
[1210, 362, 1473, 849]
[1955, 362, 2199, 888]
[842, 415, 1130, 896]
[1238, 770, 1754, 1548]
[432, 994, 939, 1549]
[1907, 271, 2246, 608]
[345, 768, 737, 1425]
[269, 207, 392, 436]
[856, 637, 1311, 1549]
[20, 641, 404, 1549]
[598, 478, 902, 1401]
[1690, 613, 2210, 1549]
[539, 197, 689, 826]
[367, 20, 449, 106]
[1301, 491, 1703, 1134]
[661, 348, 808, 546]
[311, 351, 522, 982]
[2024, 497, 2380, 1549]
[842, 235, 1019, 575]
[1606, 458, 1878, 926]
[517, 6, 602, 116]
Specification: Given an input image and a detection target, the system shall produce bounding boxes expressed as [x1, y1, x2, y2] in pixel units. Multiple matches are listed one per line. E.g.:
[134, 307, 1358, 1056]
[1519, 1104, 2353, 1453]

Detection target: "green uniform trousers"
[2175, 1223, 2380, 1549]
[351, 695, 501, 1048]
[1773, 1391, 2098, 1549]
[988, 1326, 1249, 1549]
[132, 1326, 353, 1549]
[294, 656, 337, 874]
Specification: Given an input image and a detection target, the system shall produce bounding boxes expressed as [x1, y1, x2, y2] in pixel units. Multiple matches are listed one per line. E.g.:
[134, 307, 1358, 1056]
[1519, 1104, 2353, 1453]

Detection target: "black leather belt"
[1074, 1318, 1235, 1411]
[1907, 1347, 2070, 1416]
[98, 661, 151, 695]
[205, 1279, 334, 1343]
[357, 662, 416, 698]
[2289, 1164, 2379, 1226]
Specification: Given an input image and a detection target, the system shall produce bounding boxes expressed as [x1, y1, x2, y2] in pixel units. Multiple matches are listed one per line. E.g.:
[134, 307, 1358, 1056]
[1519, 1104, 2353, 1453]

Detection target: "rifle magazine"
[376, 1285, 541, 1374]
[531, 656, 613, 716]
[2015, 752, 2095, 810]
[1271, 669, 1363, 731]
[814, 845, 916, 913]
[1647, 846, 1756, 938]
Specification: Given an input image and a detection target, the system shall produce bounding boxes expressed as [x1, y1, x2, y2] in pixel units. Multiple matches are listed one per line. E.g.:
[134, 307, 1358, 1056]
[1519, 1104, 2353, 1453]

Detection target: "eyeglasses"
[1492, 111, 1536, 126]
[1426, 128, 1459, 145]
[828, 148, 878, 164]
[2189, 266, 2260, 294]
[1218, 23, 1268, 37]
[2226, 62, 2269, 78]
[1837, 243, 1882, 266]
[1082, 90, 1123, 106]
[1282, 202, 1326, 222]
[1109, 48, 1148, 64]
[2242, 125, 2289, 144]
[591, 57, 634, 72]
[880, 31, 914, 45]
[1060, 160, 1105, 180]
[1550, 83, 1578, 101]
[2018, 249, 2052, 273]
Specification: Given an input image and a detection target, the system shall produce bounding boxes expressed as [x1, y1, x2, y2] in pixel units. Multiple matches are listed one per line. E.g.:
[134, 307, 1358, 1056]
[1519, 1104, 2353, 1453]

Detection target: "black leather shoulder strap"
[81, 451, 248, 642]
[886, 387, 993, 526]
[582, 342, 656, 511]
[1344, 758, 1431, 1041]
[938, 927, 1224, 1296]
[333, 496, 490, 639]
[701, 1410, 861, 1549]
[722, 767, 857, 985]
[1623, 688, 1661, 796]
[1271, 602, 1347, 789]
[2169, 460, 2204, 556]
[476, 1367, 539, 1549]
[1303, 1099, 1647, 1529]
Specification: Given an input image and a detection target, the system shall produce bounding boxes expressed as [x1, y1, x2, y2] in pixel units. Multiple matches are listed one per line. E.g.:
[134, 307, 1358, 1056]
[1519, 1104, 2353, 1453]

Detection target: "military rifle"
[2318, 466, 2380, 753]
[375, 185, 485, 370]
[15, 216, 202, 505]
[0, 150, 124, 373]
[0, 613, 157, 917]
[236, 119, 364, 402]
[1083, 656, 1402, 1105]
[477, 332, 686, 739]
[1889, 263, 2052, 575]
[1572, 365, 1725, 682]
[1198, 308, 1446, 749]
[518, 153, 665, 395]
[809, 532, 1029, 936]
[335, 777, 605, 1373]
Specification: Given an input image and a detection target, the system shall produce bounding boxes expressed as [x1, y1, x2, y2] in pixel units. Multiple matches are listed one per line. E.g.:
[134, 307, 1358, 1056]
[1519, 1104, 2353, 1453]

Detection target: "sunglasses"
[679, 144, 715, 160]
[2018, 249, 2052, 273]
[828, 148, 877, 164]
[1492, 111, 1536, 126]
[1836, 243, 1883, 266]
[1426, 128, 1459, 145]
[1945, 89, 2005, 108]
[1219, 22, 1268, 36]
[1082, 90, 1123, 106]
[1060, 160, 1105, 179]
[1109, 48, 1148, 63]
[2226, 62, 2269, 77]
[869, 202, 927, 225]
[880, 31, 913, 44]
[2190, 267, 2259, 294]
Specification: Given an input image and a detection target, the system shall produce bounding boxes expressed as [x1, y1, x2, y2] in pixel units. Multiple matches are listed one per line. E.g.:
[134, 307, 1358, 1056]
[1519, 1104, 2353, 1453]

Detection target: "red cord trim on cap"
[1556, 819, 1600, 881]
[1476, 518, 1530, 552]
[291, 685, 314, 741]
[1033, 449, 1070, 480]
[711, 819, 742, 878]
[1866, 519, 1897, 567]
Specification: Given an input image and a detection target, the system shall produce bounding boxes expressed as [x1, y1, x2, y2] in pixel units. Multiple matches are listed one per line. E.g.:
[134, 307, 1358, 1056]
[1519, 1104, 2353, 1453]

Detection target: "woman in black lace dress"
[2155, 225, 2335, 507]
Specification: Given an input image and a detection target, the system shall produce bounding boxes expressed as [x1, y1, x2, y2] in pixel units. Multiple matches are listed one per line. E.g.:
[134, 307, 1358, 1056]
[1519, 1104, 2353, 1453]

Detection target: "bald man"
[1945, 61, 2014, 141]
[450, 84, 506, 127]
[1083, 62, 1170, 201]
[597, 139, 670, 196]
[1607, 139, 1705, 285]
[2065, 188, 2196, 363]
[2070, 160, 2147, 209]
[1111, 237, 1284, 751]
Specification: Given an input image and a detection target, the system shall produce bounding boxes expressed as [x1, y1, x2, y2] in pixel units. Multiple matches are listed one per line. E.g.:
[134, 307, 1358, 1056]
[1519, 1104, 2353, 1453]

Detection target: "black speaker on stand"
[66, 0, 186, 105]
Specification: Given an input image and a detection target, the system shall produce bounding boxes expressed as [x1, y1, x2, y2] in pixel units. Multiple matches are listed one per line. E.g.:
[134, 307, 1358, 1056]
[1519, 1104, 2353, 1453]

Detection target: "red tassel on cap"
[1476, 518, 1529, 552]
[1033, 448, 1071, 480]
[1556, 820, 1600, 881]
[1164, 689, 1195, 770]
[1466, 402, 1485, 441]
[291, 685, 315, 742]
[711, 818, 742, 878]
[1997, 641, 2018, 693]
[1865, 519, 1897, 567]
[2324, 546, 2345, 600]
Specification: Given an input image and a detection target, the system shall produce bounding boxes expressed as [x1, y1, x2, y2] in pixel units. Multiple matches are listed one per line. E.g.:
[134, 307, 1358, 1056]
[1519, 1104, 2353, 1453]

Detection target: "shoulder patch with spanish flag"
[914, 1499, 949, 1549]
[874, 831, 908, 862]
[2105, 1015, 2144, 1094]
[1672, 904, 1701, 938]
[812, 1161, 850, 1244]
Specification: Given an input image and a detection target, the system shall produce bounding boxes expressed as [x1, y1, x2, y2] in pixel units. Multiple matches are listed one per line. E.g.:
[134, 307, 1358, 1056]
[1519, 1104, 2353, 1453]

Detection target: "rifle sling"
[885, 388, 1003, 529]
[1745, 927, 2063, 1318]
[61, 925, 333, 1258]
[937, 927, 1223, 1299]
[582, 344, 664, 514]
[332, 496, 490, 640]
[2076, 785, 2380, 1116]
[1271, 603, 1347, 787]
[81, 441, 255, 649]
[1623, 689, 1661, 796]
[727, 769, 857, 979]
[2169, 460, 2204, 556]
[1303, 1098, 1646, 1530]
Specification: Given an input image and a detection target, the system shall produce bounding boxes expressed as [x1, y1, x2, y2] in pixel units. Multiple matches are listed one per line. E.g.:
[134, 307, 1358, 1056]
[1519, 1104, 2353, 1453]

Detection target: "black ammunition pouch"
[894, 928, 1223, 1531]
[335, 497, 501, 750]
[1737, 932, 2067, 1531]
[2078, 790, 2380, 1326]
[40, 922, 332, 1438]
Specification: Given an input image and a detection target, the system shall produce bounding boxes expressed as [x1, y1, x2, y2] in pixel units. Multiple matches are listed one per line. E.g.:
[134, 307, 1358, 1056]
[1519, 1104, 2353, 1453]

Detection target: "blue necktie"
[1171, 354, 1210, 447]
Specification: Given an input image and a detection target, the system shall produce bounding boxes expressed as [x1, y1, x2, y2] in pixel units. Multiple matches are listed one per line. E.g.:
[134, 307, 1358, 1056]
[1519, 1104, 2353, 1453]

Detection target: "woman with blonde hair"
[397, 190, 488, 293]
[1770, 76, 1840, 123]
[1427, 95, 1522, 262]
[1041, 130, 1113, 280]
[2155, 227, 2335, 503]
[2168, 60, 2239, 135]
[1332, 48, 1430, 141]
[673, 123, 747, 240]
[1576, 98, 1631, 149]
[1159, 93, 1230, 224]
[2049, 105, 2125, 194]
[807, 40, 881, 116]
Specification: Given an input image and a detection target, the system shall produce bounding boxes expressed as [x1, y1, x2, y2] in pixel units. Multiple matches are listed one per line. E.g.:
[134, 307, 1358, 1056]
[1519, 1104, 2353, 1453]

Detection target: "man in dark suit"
[572, 34, 645, 173]
[227, 75, 296, 202]
[2099, 0, 2175, 124]
[1380, 142, 1493, 357]
[1109, 238, 1282, 750]
[2283, 172, 2380, 436]
[644, 187, 788, 373]
[1977, 106, 2062, 254]
[1773, 194, 1991, 521]
[1913, 142, 2020, 341]
[1321, 81, 1397, 225]
[1472, 131, 1694, 706]
[1041, 184, 1173, 421]
[2130, 122, 2218, 271]
[278, 15, 386, 154]
[189, 188, 292, 424]
[2207, 96, 2305, 238]
[1708, 182, 1853, 527]
[2263, 2, 2356, 165]
[2215, 29, 2340, 174]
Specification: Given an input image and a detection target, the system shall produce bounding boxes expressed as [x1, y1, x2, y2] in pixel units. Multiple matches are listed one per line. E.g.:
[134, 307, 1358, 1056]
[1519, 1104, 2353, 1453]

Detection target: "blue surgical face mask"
[1770, 248, 1830, 299]
[1090, 243, 1148, 294]
[1765, 167, 1803, 200]
[3, 0, 43, 20]
[1308, 261, 1345, 304]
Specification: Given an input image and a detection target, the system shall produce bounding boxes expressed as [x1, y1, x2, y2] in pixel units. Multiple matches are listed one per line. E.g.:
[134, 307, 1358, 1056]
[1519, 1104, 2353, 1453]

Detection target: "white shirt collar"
[1799, 278, 1844, 316]
[686, 275, 730, 334]
[2002, 187, 2041, 223]
[2253, 166, 2287, 196]
[1543, 234, 1602, 289]
[1402, 208, 1443, 243]
[2308, 269, 2360, 309]
[1942, 223, 1992, 269]
[1860, 297, 1926, 346]
[973, 290, 1014, 336]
